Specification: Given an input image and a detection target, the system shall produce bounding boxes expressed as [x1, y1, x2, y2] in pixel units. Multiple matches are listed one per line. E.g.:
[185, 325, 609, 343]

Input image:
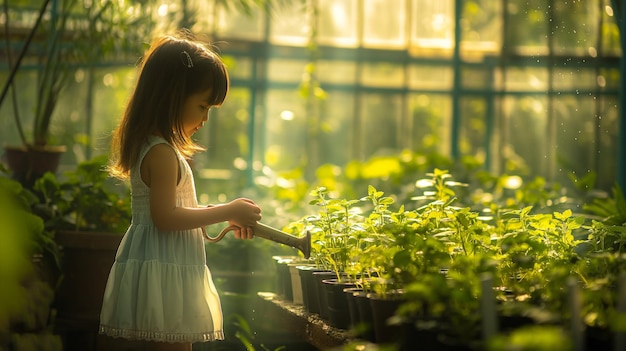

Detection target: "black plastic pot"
[322, 278, 357, 329]
[312, 271, 338, 320]
[297, 266, 328, 314]
[368, 292, 405, 344]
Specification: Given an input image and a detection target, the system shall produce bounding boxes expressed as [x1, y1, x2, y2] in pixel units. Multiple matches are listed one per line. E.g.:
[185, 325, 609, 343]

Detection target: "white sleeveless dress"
[99, 136, 224, 343]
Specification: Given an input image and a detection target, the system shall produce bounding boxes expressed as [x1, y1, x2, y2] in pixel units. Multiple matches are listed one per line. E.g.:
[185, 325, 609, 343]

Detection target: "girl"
[99, 32, 262, 351]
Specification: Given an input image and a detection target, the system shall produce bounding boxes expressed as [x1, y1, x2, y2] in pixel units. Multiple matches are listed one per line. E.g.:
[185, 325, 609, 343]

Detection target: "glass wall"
[1, 0, 621, 196]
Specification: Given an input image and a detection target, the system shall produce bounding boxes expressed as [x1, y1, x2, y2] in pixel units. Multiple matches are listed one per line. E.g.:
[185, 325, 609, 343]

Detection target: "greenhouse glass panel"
[194, 88, 252, 175]
[461, 66, 495, 90]
[269, 0, 309, 46]
[317, 0, 358, 47]
[267, 59, 309, 83]
[188, 0, 216, 33]
[408, 93, 452, 155]
[407, 64, 453, 90]
[410, 0, 454, 56]
[460, 0, 502, 56]
[502, 95, 549, 175]
[225, 56, 253, 81]
[362, 0, 407, 48]
[264, 89, 309, 170]
[552, 67, 598, 91]
[552, 96, 598, 187]
[552, 0, 599, 56]
[91, 67, 137, 159]
[504, 67, 549, 92]
[41, 68, 90, 167]
[4, 2, 41, 29]
[0, 69, 37, 147]
[318, 91, 355, 166]
[504, 0, 548, 53]
[361, 62, 405, 87]
[195, 88, 252, 201]
[359, 92, 403, 159]
[317, 60, 357, 85]
[216, 4, 265, 40]
[596, 96, 620, 190]
[458, 97, 488, 158]
[600, 0, 621, 56]
[598, 67, 620, 90]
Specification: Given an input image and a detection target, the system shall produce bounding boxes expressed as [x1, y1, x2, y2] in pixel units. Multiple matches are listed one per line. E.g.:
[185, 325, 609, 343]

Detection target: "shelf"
[256, 292, 362, 350]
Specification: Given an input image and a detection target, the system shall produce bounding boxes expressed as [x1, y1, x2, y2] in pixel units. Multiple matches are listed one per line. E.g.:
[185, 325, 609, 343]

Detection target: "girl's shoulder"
[146, 135, 168, 147]
[138, 136, 176, 163]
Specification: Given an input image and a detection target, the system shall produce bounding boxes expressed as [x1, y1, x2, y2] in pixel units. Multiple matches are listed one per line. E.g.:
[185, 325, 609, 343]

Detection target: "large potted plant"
[1, 0, 153, 187]
[30, 155, 131, 350]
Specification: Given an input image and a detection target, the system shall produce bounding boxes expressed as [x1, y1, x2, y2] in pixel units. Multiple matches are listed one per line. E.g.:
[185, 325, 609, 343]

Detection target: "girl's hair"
[108, 31, 229, 179]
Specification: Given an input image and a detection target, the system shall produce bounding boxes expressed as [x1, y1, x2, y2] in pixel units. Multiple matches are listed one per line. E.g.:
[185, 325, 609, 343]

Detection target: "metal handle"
[204, 222, 311, 258]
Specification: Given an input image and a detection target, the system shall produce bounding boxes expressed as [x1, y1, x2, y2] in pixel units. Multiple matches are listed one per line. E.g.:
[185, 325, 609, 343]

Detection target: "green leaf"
[554, 209, 573, 222]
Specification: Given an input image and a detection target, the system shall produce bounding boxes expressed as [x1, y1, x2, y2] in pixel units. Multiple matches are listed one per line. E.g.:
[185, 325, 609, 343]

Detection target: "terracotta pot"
[3, 144, 66, 187]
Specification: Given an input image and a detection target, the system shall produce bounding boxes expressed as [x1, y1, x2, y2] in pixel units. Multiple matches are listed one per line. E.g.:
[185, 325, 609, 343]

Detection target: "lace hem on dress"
[99, 325, 224, 343]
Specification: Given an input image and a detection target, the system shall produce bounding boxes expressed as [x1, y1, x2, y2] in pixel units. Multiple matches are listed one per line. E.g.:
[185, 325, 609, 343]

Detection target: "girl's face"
[181, 89, 213, 137]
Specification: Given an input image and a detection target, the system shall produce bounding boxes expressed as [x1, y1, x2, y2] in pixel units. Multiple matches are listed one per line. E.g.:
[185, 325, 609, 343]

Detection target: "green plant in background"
[572, 184, 626, 335]
[32, 155, 131, 233]
[583, 184, 626, 253]
[0, 167, 62, 350]
[487, 325, 572, 351]
[3, 0, 155, 149]
[0, 166, 61, 273]
[577, 252, 626, 336]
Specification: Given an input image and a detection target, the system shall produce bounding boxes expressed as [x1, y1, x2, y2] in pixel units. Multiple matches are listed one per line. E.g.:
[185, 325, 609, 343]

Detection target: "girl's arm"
[142, 143, 261, 233]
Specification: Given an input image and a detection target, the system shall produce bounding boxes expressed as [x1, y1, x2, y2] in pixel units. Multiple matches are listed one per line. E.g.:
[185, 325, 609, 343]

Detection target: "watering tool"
[204, 222, 311, 259]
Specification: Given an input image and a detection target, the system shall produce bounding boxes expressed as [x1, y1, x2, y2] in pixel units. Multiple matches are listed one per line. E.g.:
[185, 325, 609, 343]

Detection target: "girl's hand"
[225, 198, 262, 228]
[227, 221, 255, 240]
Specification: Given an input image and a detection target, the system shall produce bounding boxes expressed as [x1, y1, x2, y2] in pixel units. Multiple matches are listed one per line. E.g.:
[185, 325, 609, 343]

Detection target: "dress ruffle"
[99, 325, 224, 343]
[99, 259, 224, 343]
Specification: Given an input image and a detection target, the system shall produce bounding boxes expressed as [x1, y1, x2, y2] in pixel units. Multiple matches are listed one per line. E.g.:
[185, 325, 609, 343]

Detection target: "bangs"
[195, 53, 229, 106]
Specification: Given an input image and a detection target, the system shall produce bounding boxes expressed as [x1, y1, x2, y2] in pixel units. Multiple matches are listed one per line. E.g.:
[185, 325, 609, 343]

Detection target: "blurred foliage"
[0, 165, 62, 350]
[32, 154, 131, 233]
[487, 325, 572, 351]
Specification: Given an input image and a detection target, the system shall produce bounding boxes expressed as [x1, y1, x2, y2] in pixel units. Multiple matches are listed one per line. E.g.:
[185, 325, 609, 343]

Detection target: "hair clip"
[180, 50, 194, 68]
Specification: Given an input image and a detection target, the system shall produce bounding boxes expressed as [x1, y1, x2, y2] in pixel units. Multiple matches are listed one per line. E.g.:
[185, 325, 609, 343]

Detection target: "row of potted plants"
[3, 147, 623, 350]
[273, 169, 625, 350]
